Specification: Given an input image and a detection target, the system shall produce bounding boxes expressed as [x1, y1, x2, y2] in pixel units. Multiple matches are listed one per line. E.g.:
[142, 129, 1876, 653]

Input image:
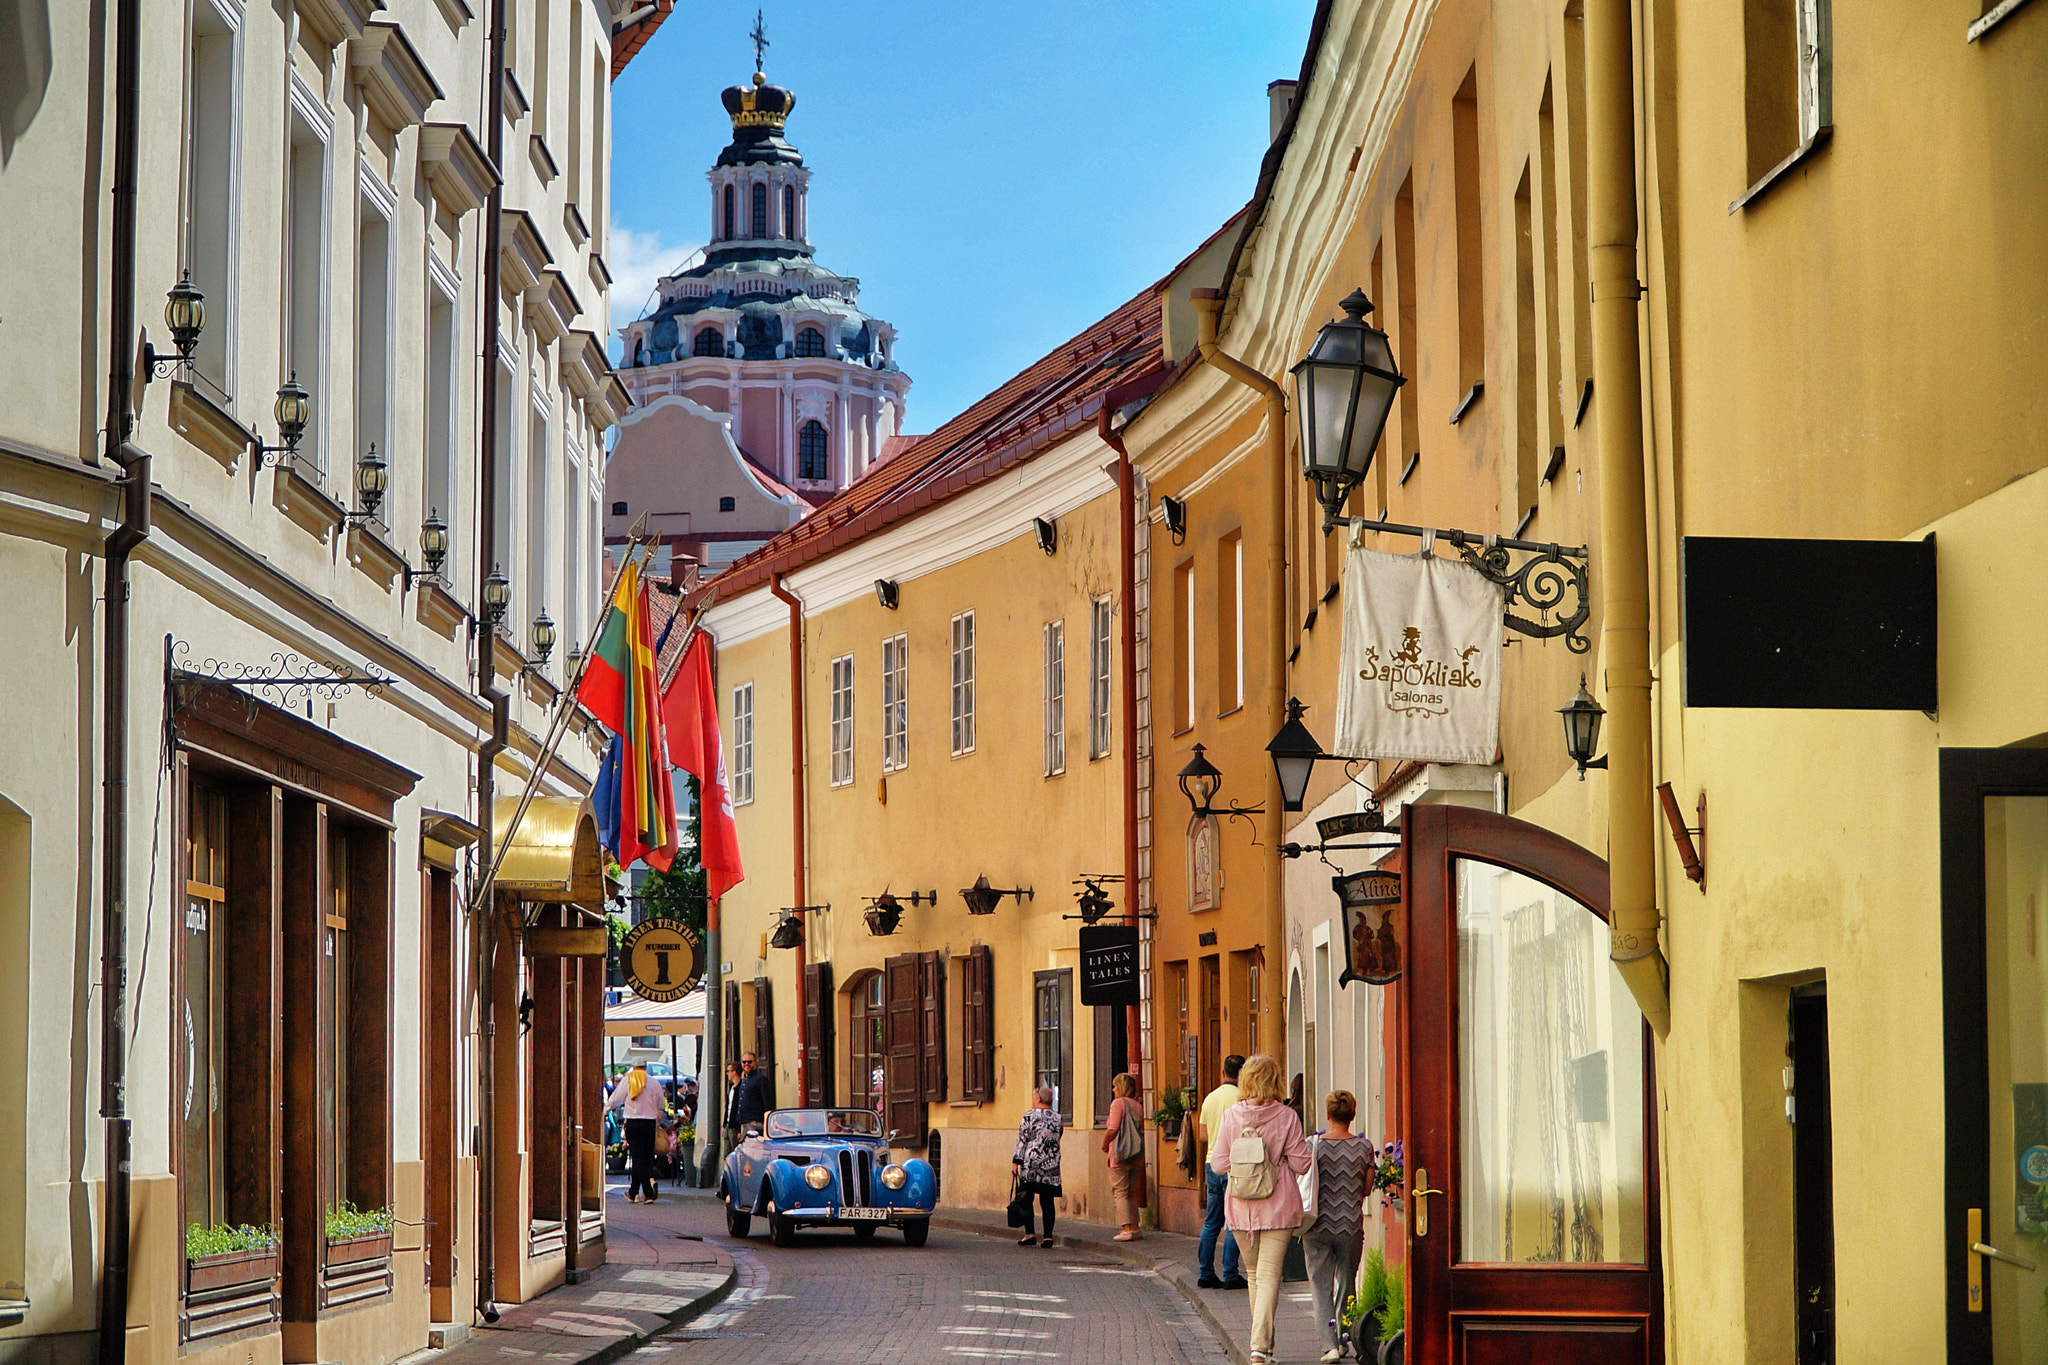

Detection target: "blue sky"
[608, 1, 1319, 433]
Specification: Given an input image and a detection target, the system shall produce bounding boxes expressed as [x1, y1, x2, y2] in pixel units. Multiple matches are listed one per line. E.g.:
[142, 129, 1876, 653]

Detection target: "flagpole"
[467, 524, 666, 919]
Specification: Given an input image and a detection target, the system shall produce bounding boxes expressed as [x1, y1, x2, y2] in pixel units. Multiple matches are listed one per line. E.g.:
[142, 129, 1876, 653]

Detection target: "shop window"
[1034, 968, 1073, 1125]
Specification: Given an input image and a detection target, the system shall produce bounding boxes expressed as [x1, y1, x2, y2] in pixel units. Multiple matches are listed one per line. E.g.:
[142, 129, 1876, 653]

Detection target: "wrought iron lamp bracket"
[169, 636, 392, 708]
[1325, 513, 1592, 654]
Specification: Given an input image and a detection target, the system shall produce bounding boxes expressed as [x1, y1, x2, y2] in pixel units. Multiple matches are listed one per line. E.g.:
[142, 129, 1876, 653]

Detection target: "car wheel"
[725, 1206, 751, 1238]
[770, 1210, 797, 1247]
[852, 1224, 876, 1242]
[901, 1218, 930, 1247]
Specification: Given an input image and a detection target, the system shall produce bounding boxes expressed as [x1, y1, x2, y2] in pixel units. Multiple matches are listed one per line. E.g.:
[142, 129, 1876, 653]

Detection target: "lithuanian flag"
[576, 560, 676, 871]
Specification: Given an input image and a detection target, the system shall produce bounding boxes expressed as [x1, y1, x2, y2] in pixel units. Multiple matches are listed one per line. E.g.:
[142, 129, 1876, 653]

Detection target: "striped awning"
[604, 989, 705, 1037]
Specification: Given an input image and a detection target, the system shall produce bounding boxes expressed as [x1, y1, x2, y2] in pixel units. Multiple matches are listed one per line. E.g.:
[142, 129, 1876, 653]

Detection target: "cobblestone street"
[623, 1191, 1231, 1365]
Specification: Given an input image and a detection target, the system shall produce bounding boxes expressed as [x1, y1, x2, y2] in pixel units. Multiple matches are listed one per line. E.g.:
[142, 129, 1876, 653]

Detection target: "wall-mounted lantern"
[961, 874, 1032, 916]
[254, 373, 312, 467]
[1559, 675, 1607, 780]
[1034, 517, 1057, 556]
[1291, 289, 1406, 530]
[1265, 697, 1329, 813]
[875, 578, 900, 610]
[480, 564, 512, 631]
[1160, 495, 1187, 544]
[1177, 743, 1264, 824]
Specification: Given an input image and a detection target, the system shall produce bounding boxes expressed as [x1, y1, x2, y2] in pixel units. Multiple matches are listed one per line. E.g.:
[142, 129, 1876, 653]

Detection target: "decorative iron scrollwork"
[1447, 533, 1592, 654]
[170, 637, 392, 707]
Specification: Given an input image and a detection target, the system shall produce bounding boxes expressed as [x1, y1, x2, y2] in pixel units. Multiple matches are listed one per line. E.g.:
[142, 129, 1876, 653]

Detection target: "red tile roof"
[610, 0, 675, 79]
[696, 287, 1166, 604]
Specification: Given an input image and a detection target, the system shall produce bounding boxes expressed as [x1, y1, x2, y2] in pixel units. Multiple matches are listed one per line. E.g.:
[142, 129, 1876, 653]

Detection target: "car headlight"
[880, 1164, 908, 1190]
[804, 1163, 832, 1190]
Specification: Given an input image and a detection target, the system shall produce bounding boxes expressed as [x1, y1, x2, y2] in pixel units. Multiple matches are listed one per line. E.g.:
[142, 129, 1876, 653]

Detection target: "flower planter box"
[1157, 1118, 1183, 1141]
[187, 1248, 279, 1293]
[323, 1232, 392, 1267]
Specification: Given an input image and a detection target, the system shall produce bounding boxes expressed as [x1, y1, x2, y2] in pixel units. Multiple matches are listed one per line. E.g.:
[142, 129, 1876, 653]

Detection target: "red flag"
[663, 631, 745, 900]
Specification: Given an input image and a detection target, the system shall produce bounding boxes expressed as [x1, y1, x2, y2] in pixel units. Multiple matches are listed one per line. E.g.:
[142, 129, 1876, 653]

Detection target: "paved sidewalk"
[933, 1204, 1336, 1365]
[408, 1192, 736, 1365]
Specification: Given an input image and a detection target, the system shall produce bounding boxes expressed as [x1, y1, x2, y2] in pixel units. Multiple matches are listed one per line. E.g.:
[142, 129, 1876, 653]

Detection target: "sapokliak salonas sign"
[1333, 542, 1504, 764]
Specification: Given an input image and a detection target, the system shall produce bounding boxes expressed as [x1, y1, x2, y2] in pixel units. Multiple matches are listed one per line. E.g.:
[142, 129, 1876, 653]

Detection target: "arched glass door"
[1403, 804, 1661, 1363]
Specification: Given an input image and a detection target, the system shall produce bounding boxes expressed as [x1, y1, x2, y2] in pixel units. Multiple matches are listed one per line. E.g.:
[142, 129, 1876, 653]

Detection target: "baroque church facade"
[605, 62, 914, 579]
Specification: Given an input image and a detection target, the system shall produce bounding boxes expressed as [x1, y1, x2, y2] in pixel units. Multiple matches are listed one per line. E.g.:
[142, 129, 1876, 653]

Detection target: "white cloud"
[606, 224, 703, 336]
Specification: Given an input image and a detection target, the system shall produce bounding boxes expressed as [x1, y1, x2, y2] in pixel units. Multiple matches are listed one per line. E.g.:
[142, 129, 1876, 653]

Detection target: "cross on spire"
[750, 9, 769, 75]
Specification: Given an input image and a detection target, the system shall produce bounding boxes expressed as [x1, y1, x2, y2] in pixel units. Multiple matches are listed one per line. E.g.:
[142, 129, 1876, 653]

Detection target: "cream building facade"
[0, 1, 640, 1363]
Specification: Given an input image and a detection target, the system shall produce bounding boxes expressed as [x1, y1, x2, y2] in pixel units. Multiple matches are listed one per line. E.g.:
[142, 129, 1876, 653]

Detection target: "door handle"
[1411, 1168, 1444, 1238]
[1969, 1207, 2039, 1313]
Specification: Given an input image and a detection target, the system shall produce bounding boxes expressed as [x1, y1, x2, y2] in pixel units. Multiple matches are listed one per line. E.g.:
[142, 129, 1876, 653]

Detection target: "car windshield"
[764, 1108, 883, 1138]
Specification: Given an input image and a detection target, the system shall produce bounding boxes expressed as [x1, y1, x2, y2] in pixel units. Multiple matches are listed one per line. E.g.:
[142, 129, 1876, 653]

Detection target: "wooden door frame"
[1940, 746, 2048, 1360]
[1402, 802, 1664, 1363]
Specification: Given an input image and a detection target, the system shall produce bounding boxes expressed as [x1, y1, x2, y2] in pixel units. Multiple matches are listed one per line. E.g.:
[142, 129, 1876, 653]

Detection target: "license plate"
[840, 1207, 888, 1220]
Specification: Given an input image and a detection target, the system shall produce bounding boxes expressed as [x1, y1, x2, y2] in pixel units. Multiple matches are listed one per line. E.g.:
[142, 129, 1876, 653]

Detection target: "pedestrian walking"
[1195, 1053, 1246, 1289]
[1010, 1086, 1064, 1248]
[1300, 1090, 1373, 1363]
[722, 1061, 745, 1151]
[604, 1062, 666, 1203]
[1208, 1054, 1312, 1365]
[1102, 1072, 1145, 1241]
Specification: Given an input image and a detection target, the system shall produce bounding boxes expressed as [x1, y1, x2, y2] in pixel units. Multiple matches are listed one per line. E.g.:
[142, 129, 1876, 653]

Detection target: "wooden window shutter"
[1058, 969, 1074, 1125]
[724, 980, 742, 1070]
[918, 950, 946, 1103]
[964, 945, 993, 1102]
[753, 977, 775, 1110]
[803, 961, 834, 1106]
[885, 953, 923, 1143]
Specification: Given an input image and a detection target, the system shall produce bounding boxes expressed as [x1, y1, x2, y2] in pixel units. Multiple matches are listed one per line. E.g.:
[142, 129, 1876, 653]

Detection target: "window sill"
[414, 577, 468, 640]
[272, 459, 345, 543]
[1969, 0, 2037, 40]
[345, 521, 406, 592]
[1217, 705, 1244, 721]
[168, 379, 252, 474]
[1171, 726, 1193, 739]
[1729, 126, 1833, 214]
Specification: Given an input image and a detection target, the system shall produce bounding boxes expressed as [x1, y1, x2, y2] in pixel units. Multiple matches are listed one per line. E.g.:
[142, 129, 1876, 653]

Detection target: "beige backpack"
[1227, 1129, 1277, 1200]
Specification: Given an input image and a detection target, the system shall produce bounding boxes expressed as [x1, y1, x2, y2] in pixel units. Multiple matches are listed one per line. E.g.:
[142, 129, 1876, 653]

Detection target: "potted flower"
[323, 1202, 394, 1267]
[185, 1223, 280, 1292]
[1339, 1247, 1390, 1356]
[1153, 1087, 1188, 1141]
[606, 1140, 629, 1174]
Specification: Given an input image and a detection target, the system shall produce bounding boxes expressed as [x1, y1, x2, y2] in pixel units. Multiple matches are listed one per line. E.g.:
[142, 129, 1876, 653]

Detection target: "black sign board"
[1681, 536, 1936, 711]
[1080, 924, 1141, 1006]
[1317, 811, 1386, 841]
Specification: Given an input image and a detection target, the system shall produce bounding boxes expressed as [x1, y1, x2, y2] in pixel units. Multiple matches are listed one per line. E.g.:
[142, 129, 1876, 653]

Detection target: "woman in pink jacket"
[1207, 1054, 1311, 1365]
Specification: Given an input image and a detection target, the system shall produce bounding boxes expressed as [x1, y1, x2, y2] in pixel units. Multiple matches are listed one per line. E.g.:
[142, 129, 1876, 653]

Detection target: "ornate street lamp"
[1177, 744, 1224, 818]
[344, 444, 388, 524]
[1266, 697, 1326, 813]
[481, 564, 511, 630]
[163, 271, 205, 363]
[419, 510, 449, 576]
[865, 894, 903, 937]
[530, 610, 557, 666]
[1559, 674, 1607, 780]
[254, 373, 312, 467]
[1291, 289, 1406, 530]
[960, 874, 1032, 916]
[769, 913, 805, 949]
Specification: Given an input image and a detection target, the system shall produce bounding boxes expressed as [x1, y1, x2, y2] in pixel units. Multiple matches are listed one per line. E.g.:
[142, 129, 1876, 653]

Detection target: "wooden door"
[885, 954, 924, 1141]
[803, 961, 834, 1107]
[1403, 804, 1661, 1363]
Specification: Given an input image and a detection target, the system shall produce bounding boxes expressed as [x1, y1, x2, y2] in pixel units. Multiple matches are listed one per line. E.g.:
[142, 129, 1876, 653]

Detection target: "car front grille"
[835, 1149, 874, 1205]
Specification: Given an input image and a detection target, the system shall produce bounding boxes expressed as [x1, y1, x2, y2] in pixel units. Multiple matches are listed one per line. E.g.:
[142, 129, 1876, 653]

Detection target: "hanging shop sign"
[1336, 869, 1403, 987]
[1334, 546, 1503, 764]
[1079, 924, 1142, 1007]
[523, 925, 609, 957]
[622, 917, 704, 1003]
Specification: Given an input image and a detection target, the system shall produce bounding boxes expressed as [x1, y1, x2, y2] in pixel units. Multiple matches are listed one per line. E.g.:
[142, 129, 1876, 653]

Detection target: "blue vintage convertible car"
[719, 1108, 936, 1246]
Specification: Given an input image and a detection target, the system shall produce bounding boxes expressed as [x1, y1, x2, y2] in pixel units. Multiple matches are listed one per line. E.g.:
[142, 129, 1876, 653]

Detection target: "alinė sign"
[1336, 869, 1403, 987]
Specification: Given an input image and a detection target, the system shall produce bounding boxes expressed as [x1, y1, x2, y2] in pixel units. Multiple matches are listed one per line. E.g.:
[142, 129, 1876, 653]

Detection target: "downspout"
[97, 0, 146, 1357]
[474, 0, 511, 1321]
[1096, 408, 1144, 1101]
[1188, 290, 1288, 1020]
[769, 575, 808, 1104]
[1585, 0, 1671, 1034]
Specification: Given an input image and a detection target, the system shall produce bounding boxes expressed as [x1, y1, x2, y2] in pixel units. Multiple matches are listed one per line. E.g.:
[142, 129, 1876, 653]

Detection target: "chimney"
[1267, 79, 1297, 143]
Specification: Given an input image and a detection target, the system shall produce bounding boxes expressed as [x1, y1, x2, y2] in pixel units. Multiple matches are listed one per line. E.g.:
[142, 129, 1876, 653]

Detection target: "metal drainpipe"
[474, 0, 511, 1321]
[1096, 407, 1145, 1097]
[769, 575, 807, 1104]
[1189, 291, 1289, 1039]
[97, 0, 147, 1357]
[1585, 0, 1671, 1035]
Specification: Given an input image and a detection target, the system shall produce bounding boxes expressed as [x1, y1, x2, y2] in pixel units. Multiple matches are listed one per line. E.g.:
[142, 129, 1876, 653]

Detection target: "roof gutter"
[1096, 400, 1145, 1120]
[1188, 289, 1289, 1017]
[1586, 0, 1670, 1035]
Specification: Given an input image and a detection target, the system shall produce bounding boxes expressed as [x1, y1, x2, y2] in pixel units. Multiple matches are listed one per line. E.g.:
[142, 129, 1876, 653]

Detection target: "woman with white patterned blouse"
[1010, 1086, 1064, 1247]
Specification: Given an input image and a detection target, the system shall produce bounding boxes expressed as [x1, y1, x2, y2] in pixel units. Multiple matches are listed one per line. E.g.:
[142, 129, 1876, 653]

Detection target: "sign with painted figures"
[1334, 545, 1503, 764]
[1079, 924, 1141, 1006]
[622, 917, 704, 1003]
[1336, 870, 1403, 987]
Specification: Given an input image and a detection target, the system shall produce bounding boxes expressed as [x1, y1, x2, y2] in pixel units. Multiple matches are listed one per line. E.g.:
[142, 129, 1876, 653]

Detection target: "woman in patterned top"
[1010, 1086, 1064, 1247]
[1302, 1090, 1373, 1363]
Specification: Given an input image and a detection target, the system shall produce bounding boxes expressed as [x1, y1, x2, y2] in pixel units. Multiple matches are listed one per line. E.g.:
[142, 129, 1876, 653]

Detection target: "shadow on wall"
[0, 0, 52, 167]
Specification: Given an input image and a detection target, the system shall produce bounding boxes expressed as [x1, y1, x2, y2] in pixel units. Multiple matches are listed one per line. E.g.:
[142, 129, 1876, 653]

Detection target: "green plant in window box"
[323, 1201, 395, 1241]
[185, 1223, 280, 1261]
[1152, 1086, 1186, 1133]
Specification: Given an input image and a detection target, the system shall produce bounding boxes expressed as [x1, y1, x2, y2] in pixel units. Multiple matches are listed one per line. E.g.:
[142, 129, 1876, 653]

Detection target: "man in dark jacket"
[735, 1051, 770, 1127]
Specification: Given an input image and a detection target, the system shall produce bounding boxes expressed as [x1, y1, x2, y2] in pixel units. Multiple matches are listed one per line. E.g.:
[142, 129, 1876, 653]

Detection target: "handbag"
[1006, 1175, 1034, 1228]
[1111, 1101, 1145, 1164]
[1298, 1135, 1321, 1222]
[1228, 1129, 1277, 1200]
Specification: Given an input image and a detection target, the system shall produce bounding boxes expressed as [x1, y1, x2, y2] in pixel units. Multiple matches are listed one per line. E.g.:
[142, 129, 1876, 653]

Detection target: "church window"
[723, 184, 735, 240]
[751, 182, 767, 238]
[798, 420, 828, 481]
[719, 497, 736, 513]
[794, 327, 826, 358]
[694, 326, 724, 357]
[783, 185, 796, 238]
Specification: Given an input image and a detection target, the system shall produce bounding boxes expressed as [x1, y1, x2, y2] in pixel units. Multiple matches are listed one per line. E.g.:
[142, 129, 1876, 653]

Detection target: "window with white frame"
[950, 611, 976, 756]
[1088, 597, 1113, 759]
[732, 683, 755, 805]
[183, 0, 239, 395]
[1042, 621, 1065, 777]
[355, 196, 391, 514]
[285, 90, 329, 478]
[425, 276, 458, 580]
[881, 633, 908, 772]
[829, 654, 855, 787]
